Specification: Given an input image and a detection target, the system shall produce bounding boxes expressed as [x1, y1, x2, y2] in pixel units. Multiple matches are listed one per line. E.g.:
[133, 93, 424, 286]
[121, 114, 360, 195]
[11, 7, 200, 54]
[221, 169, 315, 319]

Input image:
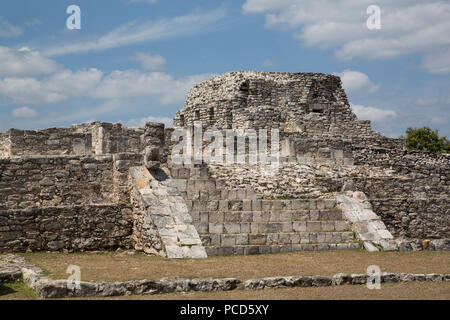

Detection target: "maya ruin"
[0, 71, 449, 260]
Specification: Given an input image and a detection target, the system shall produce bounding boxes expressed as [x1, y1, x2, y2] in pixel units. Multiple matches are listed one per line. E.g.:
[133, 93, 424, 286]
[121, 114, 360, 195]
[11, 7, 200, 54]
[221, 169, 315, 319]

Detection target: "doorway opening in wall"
[311, 104, 325, 114]
[195, 110, 200, 121]
[209, 108, 214, 124]
[180, 114, 185, 127]
[240, 80, 249, 94]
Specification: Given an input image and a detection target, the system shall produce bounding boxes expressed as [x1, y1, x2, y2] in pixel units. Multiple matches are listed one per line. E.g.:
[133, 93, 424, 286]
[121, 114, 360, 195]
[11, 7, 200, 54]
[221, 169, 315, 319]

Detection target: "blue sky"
[0, 0, 449, 137]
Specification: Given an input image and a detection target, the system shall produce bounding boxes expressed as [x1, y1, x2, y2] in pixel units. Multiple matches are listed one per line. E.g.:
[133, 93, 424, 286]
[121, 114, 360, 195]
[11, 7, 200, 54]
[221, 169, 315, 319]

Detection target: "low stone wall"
[352, 145, 450, 176]
[8, 128, 92, 156]
[0, 204, 133, 253]
[90, 122, 145, 155]
[0, 155, 117, 209]
[2, 254, 448, 298]
[348, 176, 448, 199]
[370, 198, 450, 239]
[243, 272, 450, 290]
[1, 121, 166, 158]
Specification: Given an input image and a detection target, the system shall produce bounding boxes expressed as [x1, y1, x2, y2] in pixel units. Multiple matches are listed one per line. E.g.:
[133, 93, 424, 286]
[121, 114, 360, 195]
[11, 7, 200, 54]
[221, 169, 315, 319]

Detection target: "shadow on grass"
[0, 279, 38, 300]
[0, 284, 17, 296]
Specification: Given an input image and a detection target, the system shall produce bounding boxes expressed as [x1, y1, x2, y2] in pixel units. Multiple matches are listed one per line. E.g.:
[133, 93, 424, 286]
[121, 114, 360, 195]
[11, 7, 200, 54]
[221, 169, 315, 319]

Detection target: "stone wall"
[90, 122, 145, 155]
[8, 128, 92, 157]
[370, 198, 449, 239]
[0, 204, 133, 252]
[348, 176, 448, 199]
[352, 145, 450, 176]
[1, 121, 165, 158]
[0, 155, 116, 210]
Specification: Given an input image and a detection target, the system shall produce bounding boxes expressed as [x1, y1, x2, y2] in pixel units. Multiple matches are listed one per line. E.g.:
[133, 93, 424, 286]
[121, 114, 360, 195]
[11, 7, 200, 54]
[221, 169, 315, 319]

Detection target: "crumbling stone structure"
[0, 71, 448, 258]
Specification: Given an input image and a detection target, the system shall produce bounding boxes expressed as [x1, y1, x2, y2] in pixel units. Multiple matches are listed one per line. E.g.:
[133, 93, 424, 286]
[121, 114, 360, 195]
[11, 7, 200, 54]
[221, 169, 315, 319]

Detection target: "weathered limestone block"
[129, 166, 207, 259]
[336, 191, 395, 251]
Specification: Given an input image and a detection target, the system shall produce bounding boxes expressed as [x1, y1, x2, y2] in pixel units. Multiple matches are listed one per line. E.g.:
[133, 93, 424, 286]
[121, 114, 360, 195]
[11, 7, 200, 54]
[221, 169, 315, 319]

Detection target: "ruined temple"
[175, 71, 373, 136]
[0, 71, 448, 259]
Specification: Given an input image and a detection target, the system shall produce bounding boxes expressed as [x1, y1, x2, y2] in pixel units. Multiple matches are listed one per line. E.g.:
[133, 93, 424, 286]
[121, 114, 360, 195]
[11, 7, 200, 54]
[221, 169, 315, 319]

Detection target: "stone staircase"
[129, 166, 207, 259]
[168, 165, 360, 256]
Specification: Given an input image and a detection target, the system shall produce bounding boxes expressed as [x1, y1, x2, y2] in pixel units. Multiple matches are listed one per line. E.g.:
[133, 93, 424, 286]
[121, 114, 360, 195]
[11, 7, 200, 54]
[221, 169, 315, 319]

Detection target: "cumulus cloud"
[335, 70, 379, 95]
[133, 52, 166, 71]
[43, 69, 103, 95]
[92, 71, 214, 104]
[242, 0, 450, 73]
[351, 104, 397, 122]
[11, 106, 37, 118]
[42, 9, 226, 56]
[0, 77, 66, 105]
[0, 46, 61, 77]
[0, 17, 22, 38]
[0, 51, 214, 106]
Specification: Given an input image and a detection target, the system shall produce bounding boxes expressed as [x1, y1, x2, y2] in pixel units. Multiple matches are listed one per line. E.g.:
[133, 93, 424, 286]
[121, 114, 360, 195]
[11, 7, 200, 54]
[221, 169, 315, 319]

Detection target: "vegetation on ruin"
[403, 127, 450, 154]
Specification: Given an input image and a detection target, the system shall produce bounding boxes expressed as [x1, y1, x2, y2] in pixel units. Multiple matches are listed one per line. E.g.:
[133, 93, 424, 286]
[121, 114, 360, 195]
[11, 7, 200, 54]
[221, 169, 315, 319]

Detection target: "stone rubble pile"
[208, 160, 399, 200]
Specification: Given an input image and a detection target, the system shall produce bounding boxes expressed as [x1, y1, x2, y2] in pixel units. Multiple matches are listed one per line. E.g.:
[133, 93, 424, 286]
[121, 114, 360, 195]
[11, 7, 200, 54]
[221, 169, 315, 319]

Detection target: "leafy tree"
[403, 127, 450, 154]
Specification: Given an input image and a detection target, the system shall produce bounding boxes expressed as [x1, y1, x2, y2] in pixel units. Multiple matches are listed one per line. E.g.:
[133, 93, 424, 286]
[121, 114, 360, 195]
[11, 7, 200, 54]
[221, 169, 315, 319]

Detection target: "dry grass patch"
[19, 250, 450, 282]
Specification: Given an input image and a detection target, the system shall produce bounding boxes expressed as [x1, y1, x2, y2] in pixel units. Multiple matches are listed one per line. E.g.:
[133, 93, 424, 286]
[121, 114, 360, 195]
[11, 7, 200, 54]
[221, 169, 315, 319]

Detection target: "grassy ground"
[0, 279, 38, 300]
[1, 250, 449, 300]
[18, 250, 450, 282]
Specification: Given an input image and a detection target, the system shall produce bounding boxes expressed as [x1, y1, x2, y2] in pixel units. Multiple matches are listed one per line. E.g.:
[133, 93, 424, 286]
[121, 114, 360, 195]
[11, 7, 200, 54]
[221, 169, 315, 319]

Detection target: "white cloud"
[42, 9, 226, 56]
[335, 70, 379, 95]
[351, 104, 397, 122]
[43, 69, 103, 95]
[0, 77, 66, 105]
[0, 17, 22, 38]
[11, 106, 37, 118]
[431, 116, 448, 126]
[92, 71, 214, 104]
[416, 98, 438, 106]
[0, 46, 61, 77]
[421, 48, 450, 74]
[0, 62, 213, 106]
[126, 115, 173, 128]
[133, 52, 166, 71]
[243, 0, 450, 73]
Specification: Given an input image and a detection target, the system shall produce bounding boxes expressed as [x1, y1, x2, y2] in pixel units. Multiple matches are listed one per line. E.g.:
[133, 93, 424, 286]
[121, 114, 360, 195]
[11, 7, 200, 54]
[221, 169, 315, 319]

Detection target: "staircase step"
[200, 231, 355, 247]
[186, 199, 337, 211]
[185, 199, 339, 212]
[204, 243, 361, 256]
[189, 211, 345, 224]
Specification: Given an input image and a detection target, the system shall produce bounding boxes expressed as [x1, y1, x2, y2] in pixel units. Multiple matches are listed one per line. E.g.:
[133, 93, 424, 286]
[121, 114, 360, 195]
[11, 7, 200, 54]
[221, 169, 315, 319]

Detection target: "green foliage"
[404, 127, 450, 154]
